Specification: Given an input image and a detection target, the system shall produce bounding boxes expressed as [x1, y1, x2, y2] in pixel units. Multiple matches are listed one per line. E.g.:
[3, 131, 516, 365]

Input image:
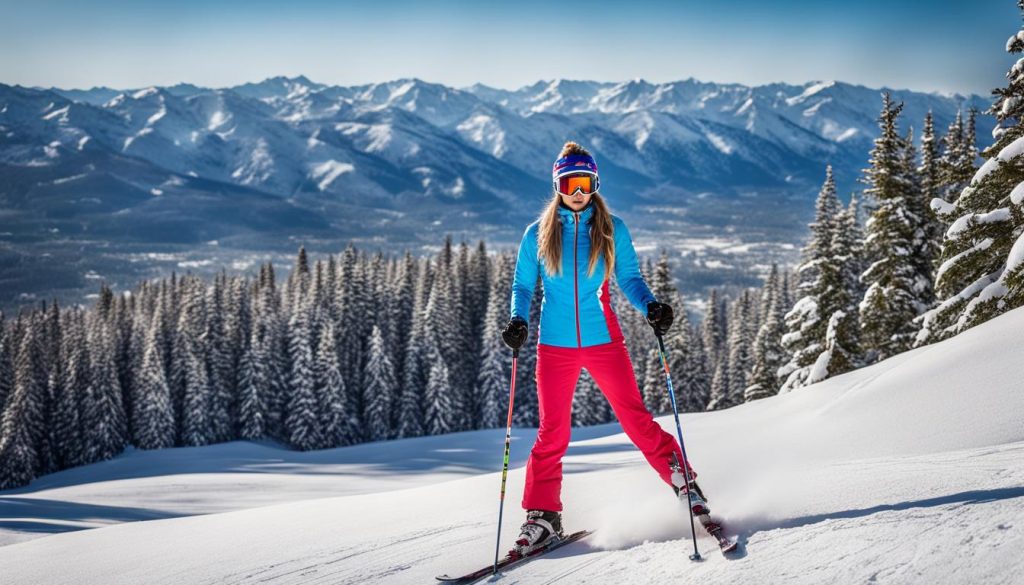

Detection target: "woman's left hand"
[646, 301, 674, 336]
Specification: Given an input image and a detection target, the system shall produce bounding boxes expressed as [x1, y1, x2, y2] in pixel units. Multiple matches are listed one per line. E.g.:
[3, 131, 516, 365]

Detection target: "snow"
[930, 196, 955, 216]
[207, 110, 230, 131]
[1011, 180, 1024, 206]
[945, 208, 1011, 239]
[41, 105, 69, 122]
[132, 87, 159, 100]
[970, 134, 1024, 187]
[309, 160, 355, 191]
[146, 103, 166, 126]
[705, 131, 734, 155]
[1007, 231, 1024, 274]
[3, 308, 1024, 583]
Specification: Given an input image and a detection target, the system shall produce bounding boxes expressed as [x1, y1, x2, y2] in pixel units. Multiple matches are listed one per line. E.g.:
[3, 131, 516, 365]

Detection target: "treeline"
[0, 237, 735, 490]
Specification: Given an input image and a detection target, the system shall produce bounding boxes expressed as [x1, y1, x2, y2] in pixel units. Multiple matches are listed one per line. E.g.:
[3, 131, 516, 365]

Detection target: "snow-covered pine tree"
[397, 257, 432, 438]
[316, 320, 356, 446]
[938, 109, 980, 205]
[237, 327, 267, 441]
[225, 276, 252, 420]
[744, 264, 786, 401]
[474, 253, 514, 430]
[859, 93, 926, 361]
[261, 263, 289, 442]
[917, 9, 1024, 341]
[462, 240, 491, 420]
[706, 352, 730, 410]
[423, 255, 468, 430]
[701, 289, 726, 373]
[83, 310, 127, 462]
[0, 311, 12, 419]
[364, 325, 396, 442]
[285, 303, 321, 451]
[174, 277, 212, 447]
[920, 112, 946, 272]
[205, 274, 234, 443]
[0, 322, 46, 488]
[778, 166, 841, 391]
[133, 307, 175, 450]
[901, 126, 937, 313]
[423, 348, 456, 435]
[386, 252, 416, 404]
[640, 250, 707, 412]
[51, 310, 82, 469]
[724, 290, 756, 404]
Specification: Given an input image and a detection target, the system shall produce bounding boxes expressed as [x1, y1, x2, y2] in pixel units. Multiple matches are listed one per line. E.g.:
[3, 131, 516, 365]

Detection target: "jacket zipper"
[573, 211, 581, 348]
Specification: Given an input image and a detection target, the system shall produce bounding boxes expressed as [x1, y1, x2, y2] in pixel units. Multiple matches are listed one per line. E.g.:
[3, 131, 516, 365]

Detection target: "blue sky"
[1, 0, 1019, 94]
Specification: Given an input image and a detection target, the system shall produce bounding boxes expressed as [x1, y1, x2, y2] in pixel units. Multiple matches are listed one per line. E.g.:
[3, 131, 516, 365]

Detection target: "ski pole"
[655, 331, 702, 562]
[493, 347, 519, 574]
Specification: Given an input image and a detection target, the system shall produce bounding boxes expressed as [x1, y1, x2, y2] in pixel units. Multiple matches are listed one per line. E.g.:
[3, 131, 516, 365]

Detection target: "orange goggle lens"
[556, 174, 597, 196]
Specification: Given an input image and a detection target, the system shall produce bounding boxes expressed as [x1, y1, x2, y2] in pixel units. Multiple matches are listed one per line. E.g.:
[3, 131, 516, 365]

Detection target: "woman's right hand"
[501, 317, 529, 350]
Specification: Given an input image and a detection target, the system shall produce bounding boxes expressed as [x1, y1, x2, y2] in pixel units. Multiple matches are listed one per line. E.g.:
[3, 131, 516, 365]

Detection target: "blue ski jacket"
[510, 202, 657, 348]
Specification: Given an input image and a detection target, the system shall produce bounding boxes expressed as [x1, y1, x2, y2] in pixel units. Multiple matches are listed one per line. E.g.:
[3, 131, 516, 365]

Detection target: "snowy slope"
[2, 308, 1024, 584]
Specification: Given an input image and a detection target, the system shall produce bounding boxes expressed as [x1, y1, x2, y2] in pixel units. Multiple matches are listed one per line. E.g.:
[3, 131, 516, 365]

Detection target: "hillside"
[0, 307, 1022, 584]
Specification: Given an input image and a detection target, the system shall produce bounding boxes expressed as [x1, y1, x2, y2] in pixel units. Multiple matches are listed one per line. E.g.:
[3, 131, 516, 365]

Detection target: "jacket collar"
[557, 200, 595, 225]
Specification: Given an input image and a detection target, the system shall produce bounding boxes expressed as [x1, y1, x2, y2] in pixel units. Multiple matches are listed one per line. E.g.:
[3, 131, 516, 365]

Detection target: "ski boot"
[670, 454, 710, 516]
[511, 509, 564, 558]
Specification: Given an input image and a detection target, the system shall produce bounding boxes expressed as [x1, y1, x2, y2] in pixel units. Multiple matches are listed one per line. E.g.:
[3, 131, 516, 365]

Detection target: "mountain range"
[0, 76, 994, 311]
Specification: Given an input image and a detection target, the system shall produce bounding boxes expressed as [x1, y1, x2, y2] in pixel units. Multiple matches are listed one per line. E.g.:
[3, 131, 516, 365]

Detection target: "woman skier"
[500, 141, 707, 557]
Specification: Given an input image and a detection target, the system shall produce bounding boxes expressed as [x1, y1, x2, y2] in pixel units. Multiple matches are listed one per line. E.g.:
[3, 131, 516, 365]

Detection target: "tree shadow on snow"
[0, 497, 181, 536]
[735, 486, 1024, 548]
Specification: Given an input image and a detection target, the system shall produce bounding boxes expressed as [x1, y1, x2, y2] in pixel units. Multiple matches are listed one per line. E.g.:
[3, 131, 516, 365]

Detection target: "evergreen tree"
[52, 311, 83, 468]
[424, 349, 456, 435]
[0, 326, 46, 488]
[779, 166, 842, 390]
[83, 312, 127, 461]
[0, 311, 12, 418]
[237, 328, 267, 441]
[316, 320, 356, 446]
[724, 290, 756, 403]
[133, 303, 175, 449]
[701, 289, 726, 370]
[917, 10, 1024, 341]
[706, 354, 730, 411]
[744, 264, 786, 401]
[859, 93, 925, 360]
[398, 258, 432, 438]
[474, 254, 514, 430]
[285, 306, 320, 450]
[205, 274, 234, 442]
[364, 325, 396, 442]
[920, 112, 946, 272]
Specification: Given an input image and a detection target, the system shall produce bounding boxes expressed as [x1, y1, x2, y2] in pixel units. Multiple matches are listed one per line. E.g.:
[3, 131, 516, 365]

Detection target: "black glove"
[501, 316, 529, 350]
[646, 301, 674, 336]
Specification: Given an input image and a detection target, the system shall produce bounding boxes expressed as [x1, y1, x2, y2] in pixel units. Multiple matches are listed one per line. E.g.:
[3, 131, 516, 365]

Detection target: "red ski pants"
[521, 338, 697, 512]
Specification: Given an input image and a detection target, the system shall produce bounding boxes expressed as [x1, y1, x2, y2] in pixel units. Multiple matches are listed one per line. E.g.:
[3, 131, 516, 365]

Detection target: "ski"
[436, 530, 593, 585]
[697, 514, 738, 554]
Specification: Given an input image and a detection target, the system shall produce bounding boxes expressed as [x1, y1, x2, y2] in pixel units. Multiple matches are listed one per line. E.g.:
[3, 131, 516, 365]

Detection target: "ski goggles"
[554, 172, 600, 197]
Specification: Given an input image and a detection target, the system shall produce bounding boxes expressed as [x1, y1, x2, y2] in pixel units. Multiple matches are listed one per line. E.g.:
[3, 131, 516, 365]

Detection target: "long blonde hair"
[537, 141, 615, 281]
